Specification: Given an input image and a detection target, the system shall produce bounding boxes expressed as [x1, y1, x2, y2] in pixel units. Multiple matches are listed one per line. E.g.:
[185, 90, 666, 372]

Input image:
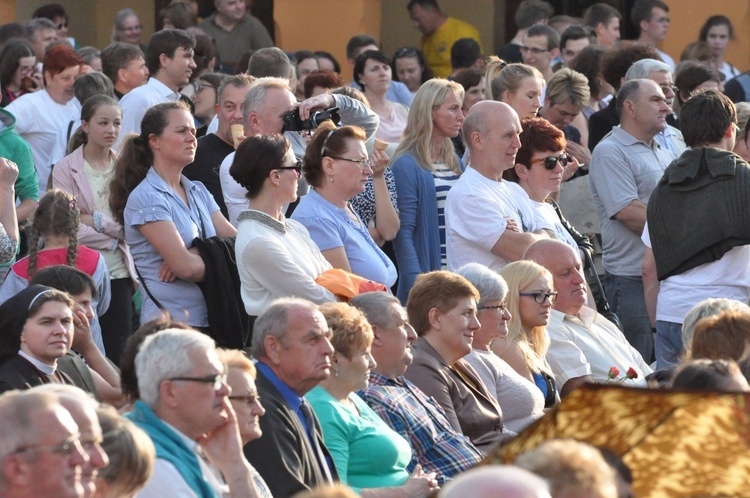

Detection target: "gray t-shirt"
[589, 126, 676, 276]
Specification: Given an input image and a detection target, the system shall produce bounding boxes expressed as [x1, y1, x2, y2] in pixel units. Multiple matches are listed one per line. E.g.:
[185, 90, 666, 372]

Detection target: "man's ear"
[549, 47, 560, 60]
[371, 325, 384, 346]
[515, 163, 530, 181]
[264, 335, 282, 365]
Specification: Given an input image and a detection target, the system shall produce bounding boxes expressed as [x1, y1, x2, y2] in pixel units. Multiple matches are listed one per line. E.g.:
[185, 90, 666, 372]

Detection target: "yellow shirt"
[421, 17, 482, 78]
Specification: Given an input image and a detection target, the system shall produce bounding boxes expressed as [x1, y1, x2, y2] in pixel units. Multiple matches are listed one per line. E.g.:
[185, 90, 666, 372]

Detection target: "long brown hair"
[28, 189, 80, 276]
[109, 101, 190, 225]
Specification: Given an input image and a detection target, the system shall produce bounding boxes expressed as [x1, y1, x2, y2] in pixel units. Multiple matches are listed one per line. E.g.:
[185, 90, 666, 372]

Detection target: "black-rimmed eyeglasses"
[531, 153, 571, 170]
[169, 373, 227, 391]
[520, 291, 558, 304]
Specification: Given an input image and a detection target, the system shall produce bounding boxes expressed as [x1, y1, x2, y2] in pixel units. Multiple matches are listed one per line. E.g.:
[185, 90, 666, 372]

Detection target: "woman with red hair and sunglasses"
[504, 117, 592, 264]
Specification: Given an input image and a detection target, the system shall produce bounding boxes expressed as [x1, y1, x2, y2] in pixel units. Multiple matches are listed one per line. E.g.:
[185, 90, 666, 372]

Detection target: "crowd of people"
[1, 0, 750, 496]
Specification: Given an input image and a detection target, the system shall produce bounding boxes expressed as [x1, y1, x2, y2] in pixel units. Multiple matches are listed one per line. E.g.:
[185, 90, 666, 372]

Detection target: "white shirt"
[445, 166, 536, 271]
[529, 199, 580, 261]
[547, 307, 652, 388]
[50, 116, 82, 169]
[118, 77, 181, 150]
[219, 150, 247, 226]
[6, 90, 80, 196]
[137, 422, 228, 498]
[642, 223, 750, 324]
[656, 49, 676, 72]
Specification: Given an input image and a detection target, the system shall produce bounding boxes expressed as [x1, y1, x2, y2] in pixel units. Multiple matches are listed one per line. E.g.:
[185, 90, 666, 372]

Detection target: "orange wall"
[660, 2, 750, 72]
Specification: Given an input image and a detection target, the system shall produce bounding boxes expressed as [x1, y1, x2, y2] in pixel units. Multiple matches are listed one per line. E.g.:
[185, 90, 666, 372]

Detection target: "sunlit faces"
[14, 55, 36, 89]
[254, 87, 296, 135]
[191, 81, 217, 121]
[18, 405, 88, 498]
[479, 108, 522, 173]
[45, 65, 81, 105]
[521, 35, 555, 73]
[373, 304, 417, 378]
[641, 7, 670, 42]
[561, 38, 590, 67]
[433, 296, 480, 359]
[359, 58, 392, 96]
[543, 245, 588, 315]
[336, 346, 377, 392]
[648, 70, 676, 108]
[328, 138, 372, 198]
[395, 55, 423, 93]
[82, 104, 122, 150]
[20, 300, 74, 366]
[706, 24, 731, 57]
[161, 46, 196, 89]
[150, 108, 197, 166]
[274, 306, 334, 396]
[503, 76, 543, 119]
[626, 80, 670, 137]
[518, 275, 555, 332]
[596, 18, 620, 46]
[432, 91, 465, 140]
[215, 0, 246, 22]
[275, 148, 300, 203]
[59, 400, 108, 497]
[31, 28, 57, 59]
[295, 57, 319, 98]
[117, 15, 142, 45]
[477, 299, 511, 340]
[119, 55, 149, 93]
[217, 83, 249, 143]
[227, 367, 265, 443]
[69, 289, 95, 323]
[518, 149, 565, 201]
[462, 77, 486, 113]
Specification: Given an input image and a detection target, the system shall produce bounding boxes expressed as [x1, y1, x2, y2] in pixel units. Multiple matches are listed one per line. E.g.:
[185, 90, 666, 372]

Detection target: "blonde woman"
[494, 261, 559, 408]
[391, 79, 465, 301]
[484, 56, 545, 119]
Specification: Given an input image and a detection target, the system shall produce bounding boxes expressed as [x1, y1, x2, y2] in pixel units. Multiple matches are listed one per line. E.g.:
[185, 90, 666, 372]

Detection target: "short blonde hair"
[96, 405, 155, 497]
[216, 348, 257, 378]
[319, 302, 374, 360]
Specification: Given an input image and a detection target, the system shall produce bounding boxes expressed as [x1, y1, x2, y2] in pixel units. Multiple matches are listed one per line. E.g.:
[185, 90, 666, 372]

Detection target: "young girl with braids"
[0, 189, 111, 353]
[53, 94, 136, 365]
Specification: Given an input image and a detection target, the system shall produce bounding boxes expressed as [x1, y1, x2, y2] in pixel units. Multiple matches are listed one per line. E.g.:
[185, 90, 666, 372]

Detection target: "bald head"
[524, 238, 574, 267]
[440, 465, 551, 498]
[526, 239, 587, 315]
[464, 100, 517, 148]
[464, 100, 522, 178]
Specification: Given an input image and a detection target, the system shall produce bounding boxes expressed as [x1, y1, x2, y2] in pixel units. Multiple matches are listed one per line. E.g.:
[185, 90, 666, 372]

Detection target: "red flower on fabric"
[626, 367, 638, 380]
[608, 366, 620, 379]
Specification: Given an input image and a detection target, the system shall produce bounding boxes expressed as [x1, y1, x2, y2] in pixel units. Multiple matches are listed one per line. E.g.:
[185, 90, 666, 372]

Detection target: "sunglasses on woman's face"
[530, 153, 571, 170]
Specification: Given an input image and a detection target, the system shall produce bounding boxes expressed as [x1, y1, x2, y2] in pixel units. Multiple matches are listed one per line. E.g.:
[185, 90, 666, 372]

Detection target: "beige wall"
[11, 0, 154, 49]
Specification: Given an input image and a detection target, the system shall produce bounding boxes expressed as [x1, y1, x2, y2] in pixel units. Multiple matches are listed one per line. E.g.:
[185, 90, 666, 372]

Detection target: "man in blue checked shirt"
[352, 292, 484, 485]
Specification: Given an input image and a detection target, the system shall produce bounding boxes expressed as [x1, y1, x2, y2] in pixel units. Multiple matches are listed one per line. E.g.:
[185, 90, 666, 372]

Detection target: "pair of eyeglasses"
[520, 46, 550, 55]
[520, 291, 558, 304]
[531, 154, 571, 170]
[277, 160, 302, 175]
[478, 303, 508, 312]
[395, 47, 418, 58]
[169, 373, 227, 391]
[193, 81, 212, 93]
[228, 394, 262, 406]
[56, 21, 68, 30]
[659, 85, 678, 95]
[13, 433, 82, 457]
[329, 156, 373, 171]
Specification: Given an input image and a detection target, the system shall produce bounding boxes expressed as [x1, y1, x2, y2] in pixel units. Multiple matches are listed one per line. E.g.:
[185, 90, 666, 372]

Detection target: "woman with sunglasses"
[230, 134, 336, 318]
[506, 117, 592, 264]
[292, 122, 397, 288]
[494, 261, 559, 408]
[457, 263, 545, 433]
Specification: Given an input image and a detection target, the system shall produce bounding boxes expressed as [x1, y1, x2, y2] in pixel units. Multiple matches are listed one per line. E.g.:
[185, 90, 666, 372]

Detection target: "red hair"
[505, 117, 566, 182]
[43, 44, 83, 78]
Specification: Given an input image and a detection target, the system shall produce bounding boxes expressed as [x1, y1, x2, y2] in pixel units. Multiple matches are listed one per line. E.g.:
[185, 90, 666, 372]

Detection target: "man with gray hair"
[0, 390, 88, 498]
[219, 76, 378, 224]
[25, 18, 57, 62]
[446, 100, 547, 272]
[589, 79, 674, 363]
[440, 465, 551, 498]
[125, 328, 262, 497]
[353, 292, 484, 484]
[624, 58, 685, 155]
[244, 297, 337, 497]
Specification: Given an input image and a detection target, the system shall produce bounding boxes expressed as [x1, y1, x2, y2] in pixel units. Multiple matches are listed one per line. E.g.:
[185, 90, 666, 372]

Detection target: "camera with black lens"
[281, 107, 341, 132]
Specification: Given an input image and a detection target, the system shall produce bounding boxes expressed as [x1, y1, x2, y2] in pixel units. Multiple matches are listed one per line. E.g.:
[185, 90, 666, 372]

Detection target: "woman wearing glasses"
[0, 39, 43, 106]
[495, 261, 559, 408]
[0, 285, 78, 392]
[456, 263, 545, 433]
[506, 117, 592, 263]
[230, 134, 336, 318]
[292, 122, 397, 288]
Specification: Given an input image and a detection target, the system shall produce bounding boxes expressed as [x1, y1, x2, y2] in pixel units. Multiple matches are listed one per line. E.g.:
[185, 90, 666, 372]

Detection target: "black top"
[0, 354, 76, 393]
[497, 43, 523, 63]
[588, 96, 619, 151]
[183, 133, 233, 219]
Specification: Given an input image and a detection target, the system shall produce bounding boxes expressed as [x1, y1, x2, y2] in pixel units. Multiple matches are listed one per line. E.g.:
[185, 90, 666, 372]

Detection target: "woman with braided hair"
[0, 189, 111, 354]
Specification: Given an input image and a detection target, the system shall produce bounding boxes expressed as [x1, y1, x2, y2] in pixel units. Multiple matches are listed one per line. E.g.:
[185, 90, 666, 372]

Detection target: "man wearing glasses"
[446, 100, 548, 272]
[589, 79, 675, 364]
[0, 390, 88, 498]
[520, 23, 560, 85]
[126, 328, 262, 497]
[526, 239, 652, 396]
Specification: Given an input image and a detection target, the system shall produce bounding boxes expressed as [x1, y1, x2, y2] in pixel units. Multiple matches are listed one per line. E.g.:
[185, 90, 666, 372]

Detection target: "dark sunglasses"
[530, 153, 571, 170]
[277, 160, 302, 175]
[395, 47, 418, 58]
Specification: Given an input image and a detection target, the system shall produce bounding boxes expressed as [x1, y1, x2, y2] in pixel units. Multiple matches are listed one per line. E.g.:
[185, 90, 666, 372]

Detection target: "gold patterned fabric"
[483, 384, 750, 498]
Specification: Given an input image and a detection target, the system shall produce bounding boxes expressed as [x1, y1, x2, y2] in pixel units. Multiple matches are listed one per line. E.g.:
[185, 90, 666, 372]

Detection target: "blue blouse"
[292, 189, 397, 288]
[124, 167, 219, 326]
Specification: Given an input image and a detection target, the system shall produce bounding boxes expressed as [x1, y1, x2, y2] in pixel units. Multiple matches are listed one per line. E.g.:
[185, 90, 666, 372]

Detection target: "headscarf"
[0, 285, 57, 362]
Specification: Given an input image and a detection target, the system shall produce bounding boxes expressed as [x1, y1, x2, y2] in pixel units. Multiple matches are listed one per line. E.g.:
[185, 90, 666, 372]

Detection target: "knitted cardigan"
[647, 147, 750, 280]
